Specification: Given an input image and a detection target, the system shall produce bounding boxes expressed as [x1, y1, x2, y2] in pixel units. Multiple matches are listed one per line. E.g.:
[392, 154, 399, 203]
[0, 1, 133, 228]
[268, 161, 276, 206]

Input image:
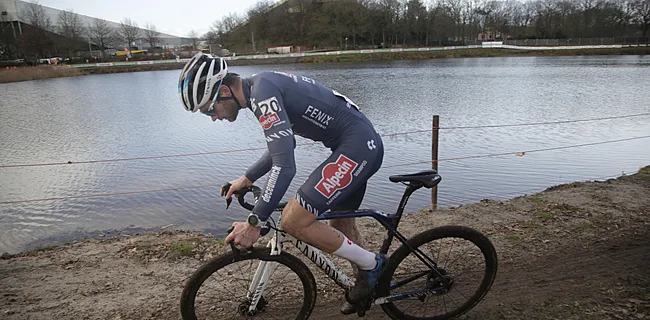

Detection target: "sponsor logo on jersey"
[302, 105, 333, 129]
[260, 113, 280, 130]
[273, 71, 298, 82]
[265, 128, 293, 142]
[296, 193, 319, 215]
[262, 166, 282, 202]
[315, 155, 358, 198]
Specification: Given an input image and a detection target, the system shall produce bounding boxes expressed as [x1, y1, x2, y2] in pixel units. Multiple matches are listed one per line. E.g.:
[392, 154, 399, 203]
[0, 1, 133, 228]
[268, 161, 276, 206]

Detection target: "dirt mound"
[1, 166, 648, 319]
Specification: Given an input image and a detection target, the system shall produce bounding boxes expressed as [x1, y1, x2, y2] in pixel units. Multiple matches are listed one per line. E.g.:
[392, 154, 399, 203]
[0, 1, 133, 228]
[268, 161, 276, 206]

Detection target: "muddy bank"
[1, 165, 648, 319]
[2, 47, 649, 84]
[0, 65, 88, 84]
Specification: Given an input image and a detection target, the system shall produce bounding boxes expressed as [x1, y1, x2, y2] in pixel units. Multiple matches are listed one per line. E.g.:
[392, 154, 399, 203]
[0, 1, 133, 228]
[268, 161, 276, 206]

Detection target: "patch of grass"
[209, 238, 224, 246]
[636, 165, 650, 181]
[528, 194, 547, 205]
[168, 240, 196, 260]
[503, 233, 522, 243]
[24, 245, 58, 255]
[548, 202, 581, 215]
[537, 212, 556, 222]
[572, 220, 592, 232]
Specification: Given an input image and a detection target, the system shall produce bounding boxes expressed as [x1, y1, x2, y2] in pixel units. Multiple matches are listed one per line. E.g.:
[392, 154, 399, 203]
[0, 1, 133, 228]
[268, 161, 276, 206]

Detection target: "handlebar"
[221, 183, 288, 212]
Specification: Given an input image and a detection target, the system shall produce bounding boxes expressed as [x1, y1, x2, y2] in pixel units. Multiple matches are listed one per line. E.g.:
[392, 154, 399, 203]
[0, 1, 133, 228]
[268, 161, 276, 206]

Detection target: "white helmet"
[178, 52, 228, 112]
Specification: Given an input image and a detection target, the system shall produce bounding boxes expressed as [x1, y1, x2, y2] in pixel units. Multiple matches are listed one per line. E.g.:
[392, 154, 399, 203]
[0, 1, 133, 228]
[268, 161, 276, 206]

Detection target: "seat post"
[395, 183, 421, 218]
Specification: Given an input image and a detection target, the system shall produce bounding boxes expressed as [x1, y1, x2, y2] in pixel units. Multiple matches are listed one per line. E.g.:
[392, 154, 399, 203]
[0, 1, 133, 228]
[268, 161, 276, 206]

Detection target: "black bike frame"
[315, 183, 439, 271]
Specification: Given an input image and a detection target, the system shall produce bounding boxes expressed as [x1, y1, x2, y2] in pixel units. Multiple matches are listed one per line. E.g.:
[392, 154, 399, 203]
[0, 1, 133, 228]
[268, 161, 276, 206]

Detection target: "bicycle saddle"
[389, 170, 441, 188]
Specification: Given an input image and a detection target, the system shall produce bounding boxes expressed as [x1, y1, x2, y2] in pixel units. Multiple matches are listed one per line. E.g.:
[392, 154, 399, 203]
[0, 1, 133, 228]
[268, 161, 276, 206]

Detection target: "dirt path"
[1, 166, 649, 320]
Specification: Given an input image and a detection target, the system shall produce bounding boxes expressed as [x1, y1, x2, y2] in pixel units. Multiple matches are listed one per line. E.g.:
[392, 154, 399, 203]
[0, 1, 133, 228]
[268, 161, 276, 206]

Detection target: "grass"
[168, 240, 196, 260]
[23, 245, 59, 255]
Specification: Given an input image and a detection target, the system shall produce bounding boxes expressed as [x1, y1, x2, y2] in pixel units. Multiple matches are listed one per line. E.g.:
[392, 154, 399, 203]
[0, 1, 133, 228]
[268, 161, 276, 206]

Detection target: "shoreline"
[1, 166, 648, 319]
[1, 46, 649, 84]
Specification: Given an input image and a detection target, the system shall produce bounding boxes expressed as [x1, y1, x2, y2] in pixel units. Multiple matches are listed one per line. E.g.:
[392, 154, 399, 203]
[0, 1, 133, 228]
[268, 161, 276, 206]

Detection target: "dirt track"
[1, 166, 648, 320]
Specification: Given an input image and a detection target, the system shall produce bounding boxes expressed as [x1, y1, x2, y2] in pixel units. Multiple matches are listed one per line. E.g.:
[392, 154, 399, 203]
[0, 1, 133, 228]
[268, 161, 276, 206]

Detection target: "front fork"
[245, 218, 285, 313]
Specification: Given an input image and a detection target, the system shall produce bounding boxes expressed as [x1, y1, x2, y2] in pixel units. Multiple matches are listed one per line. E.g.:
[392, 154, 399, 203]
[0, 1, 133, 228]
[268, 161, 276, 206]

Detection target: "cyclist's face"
[199, 87, 239, 122]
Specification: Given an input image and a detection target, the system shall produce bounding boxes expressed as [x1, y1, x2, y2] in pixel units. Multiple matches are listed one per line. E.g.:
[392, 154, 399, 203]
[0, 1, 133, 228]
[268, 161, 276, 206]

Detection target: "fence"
[465, 36, 650, 46]
[1, 112, 649, 206]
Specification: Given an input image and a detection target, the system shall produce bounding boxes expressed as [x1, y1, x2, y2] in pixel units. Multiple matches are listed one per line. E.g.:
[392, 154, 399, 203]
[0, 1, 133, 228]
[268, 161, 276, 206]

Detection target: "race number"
[258, 96, 281, 115]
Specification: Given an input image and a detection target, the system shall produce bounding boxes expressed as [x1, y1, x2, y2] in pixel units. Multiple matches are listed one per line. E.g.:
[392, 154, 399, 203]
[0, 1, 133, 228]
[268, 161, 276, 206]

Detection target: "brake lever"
[226, 226, 240, 260]
[221, 183, 234, 209]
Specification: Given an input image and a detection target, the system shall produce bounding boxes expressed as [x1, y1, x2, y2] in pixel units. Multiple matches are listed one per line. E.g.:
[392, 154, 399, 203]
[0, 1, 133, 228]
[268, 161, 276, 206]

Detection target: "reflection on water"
[1, 55, 649, 253]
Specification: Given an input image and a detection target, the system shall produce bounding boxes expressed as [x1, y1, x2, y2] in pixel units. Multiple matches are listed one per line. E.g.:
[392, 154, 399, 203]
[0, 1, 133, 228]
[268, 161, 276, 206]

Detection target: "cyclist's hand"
[224, 221, 261, 250]
[222, 175, 253, 200]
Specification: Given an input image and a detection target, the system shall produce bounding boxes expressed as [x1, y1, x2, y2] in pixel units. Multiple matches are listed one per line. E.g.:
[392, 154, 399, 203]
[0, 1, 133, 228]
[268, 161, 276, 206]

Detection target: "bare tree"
[57, 10, 82, 39]
[21, 0, 51, 31]
[118, 18, 140, 52]
[187, 30, 199, 49]
[211, 13, 243, 48]
[631, 0, 650, 36]
[88, 19, 115, 58]
[19, 1, 53, 58]
[143, 22, 160, 48]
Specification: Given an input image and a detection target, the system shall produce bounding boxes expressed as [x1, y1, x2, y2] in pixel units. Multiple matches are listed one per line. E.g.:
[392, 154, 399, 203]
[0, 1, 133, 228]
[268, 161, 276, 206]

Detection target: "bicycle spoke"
[383, 229, 496, 320]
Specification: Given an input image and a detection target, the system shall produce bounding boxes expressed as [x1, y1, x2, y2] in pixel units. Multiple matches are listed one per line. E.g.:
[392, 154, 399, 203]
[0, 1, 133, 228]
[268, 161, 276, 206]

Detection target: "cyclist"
[178, 52, 386, 312]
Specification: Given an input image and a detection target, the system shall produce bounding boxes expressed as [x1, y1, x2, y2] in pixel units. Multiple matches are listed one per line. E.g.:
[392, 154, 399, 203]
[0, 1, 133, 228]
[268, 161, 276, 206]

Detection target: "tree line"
[0, 1, 167, 61]
[207, 0, 650, 52]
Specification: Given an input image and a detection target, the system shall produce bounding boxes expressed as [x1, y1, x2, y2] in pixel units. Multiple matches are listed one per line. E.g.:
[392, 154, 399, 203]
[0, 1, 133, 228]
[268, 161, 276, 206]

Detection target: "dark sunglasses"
[200, 100, 219, 117]
[200, 85, 234, 117]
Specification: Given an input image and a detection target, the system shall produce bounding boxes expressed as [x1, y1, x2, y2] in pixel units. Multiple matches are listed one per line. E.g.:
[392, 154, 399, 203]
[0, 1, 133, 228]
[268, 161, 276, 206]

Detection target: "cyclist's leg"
[329, 183, 367, 250]
[284, 128, 383, 268]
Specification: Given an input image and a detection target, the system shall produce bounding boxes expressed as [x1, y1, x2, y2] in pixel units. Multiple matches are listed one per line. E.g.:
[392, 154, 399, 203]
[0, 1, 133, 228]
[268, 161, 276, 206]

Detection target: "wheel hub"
[238, 296, 267, 316]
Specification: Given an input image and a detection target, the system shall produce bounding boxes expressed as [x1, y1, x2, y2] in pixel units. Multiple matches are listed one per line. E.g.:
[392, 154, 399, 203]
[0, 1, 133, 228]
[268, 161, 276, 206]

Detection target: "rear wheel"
[378, 226, 498, 320]
[180, 247, 317, 320]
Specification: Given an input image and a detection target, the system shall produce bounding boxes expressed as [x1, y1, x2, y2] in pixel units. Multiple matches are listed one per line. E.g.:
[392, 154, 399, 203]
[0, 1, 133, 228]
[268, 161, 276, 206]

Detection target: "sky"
[35, 0, 268, 37]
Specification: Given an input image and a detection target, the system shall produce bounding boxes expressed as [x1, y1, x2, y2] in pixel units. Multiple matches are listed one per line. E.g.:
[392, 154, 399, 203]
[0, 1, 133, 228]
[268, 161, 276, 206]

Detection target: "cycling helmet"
[178, 52, 228, 112]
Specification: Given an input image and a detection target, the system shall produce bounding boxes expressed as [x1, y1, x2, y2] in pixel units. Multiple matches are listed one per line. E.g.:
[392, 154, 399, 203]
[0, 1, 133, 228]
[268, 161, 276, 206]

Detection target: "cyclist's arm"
[250, 82, 296, 222]
[245, 136, 296, 183]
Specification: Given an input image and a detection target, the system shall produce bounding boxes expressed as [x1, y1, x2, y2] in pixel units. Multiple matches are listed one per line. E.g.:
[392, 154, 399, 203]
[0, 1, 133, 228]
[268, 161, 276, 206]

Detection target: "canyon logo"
[315, 155, 358, 198]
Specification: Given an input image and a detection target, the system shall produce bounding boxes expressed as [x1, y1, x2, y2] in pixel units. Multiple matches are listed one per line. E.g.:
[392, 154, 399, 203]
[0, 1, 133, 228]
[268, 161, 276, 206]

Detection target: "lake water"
[1, 55, 649, 254]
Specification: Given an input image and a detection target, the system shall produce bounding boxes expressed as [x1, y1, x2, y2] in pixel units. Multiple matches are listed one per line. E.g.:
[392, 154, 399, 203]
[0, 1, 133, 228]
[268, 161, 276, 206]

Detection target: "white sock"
[332, 236, 377, 271]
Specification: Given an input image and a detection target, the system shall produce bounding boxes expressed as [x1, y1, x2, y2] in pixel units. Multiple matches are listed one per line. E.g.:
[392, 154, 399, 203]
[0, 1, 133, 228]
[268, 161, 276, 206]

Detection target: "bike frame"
[245, 184, 447, 312]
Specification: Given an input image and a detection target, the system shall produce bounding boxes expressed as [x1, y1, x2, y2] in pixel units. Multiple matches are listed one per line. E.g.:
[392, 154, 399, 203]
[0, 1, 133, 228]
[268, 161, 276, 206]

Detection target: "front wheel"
[378, 226, 498, 320]
[180, 247, 317, 320]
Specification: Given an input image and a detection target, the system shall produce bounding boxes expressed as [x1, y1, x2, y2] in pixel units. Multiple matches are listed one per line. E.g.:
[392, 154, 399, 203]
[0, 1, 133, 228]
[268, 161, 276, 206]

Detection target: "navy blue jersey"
[241, 71, 380, 221]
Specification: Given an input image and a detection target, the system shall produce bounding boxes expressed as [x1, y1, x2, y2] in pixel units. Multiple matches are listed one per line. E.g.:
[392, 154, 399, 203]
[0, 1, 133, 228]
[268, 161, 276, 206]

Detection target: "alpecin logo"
[315, 155, 358, 198]
[259, 113, 279, 130]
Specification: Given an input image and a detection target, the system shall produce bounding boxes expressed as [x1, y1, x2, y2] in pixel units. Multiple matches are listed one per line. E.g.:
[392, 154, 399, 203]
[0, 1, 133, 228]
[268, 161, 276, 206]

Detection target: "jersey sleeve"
[249, 80, 296, 221]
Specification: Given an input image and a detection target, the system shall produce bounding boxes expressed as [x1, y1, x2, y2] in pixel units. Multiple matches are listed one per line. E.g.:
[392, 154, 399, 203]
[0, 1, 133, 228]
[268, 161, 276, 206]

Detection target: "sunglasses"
[200, 84, 232, 117]
[200, 100, 219, 117]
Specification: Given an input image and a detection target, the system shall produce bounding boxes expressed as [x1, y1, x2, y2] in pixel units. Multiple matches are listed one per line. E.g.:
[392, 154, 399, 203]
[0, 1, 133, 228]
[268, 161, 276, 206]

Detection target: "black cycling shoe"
[346, 253, 388, 316]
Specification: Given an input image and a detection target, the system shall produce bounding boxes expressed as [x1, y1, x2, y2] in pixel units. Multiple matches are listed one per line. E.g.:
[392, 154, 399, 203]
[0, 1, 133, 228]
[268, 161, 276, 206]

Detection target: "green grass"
[537, 212, 556, 222]
[168, 241, 196, 260]
[24, 245, 59, 255]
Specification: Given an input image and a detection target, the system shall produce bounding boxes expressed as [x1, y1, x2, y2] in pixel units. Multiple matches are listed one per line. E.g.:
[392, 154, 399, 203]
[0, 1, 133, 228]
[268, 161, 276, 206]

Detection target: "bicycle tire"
[180, 247, 318, 320]
[378, 225, 498, 320]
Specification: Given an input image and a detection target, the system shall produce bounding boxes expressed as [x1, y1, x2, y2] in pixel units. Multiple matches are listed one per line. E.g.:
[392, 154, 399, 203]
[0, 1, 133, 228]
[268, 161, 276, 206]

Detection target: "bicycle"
[180, 170, 498, 319]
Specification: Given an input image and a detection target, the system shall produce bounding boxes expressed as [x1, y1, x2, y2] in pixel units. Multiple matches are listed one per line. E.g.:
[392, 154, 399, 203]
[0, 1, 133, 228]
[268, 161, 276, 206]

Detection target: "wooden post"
[432, 115, 439, 210]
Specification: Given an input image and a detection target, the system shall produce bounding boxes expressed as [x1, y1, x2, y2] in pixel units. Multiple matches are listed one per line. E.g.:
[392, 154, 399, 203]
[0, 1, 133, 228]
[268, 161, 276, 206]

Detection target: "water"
[1, 55, 649, 253]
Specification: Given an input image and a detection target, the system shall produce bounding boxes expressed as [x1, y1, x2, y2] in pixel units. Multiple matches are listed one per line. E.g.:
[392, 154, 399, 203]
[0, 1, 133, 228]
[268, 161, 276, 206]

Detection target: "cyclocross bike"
[180, 170, 498, 319]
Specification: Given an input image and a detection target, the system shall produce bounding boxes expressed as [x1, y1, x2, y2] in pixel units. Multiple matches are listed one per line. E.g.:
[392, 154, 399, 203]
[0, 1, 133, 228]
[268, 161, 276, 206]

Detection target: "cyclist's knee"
[281, 198, 317, 237]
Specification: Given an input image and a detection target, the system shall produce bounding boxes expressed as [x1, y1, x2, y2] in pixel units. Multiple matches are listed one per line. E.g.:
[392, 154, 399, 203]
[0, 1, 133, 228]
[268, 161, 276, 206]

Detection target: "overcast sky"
[35, 0, 267, 37]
